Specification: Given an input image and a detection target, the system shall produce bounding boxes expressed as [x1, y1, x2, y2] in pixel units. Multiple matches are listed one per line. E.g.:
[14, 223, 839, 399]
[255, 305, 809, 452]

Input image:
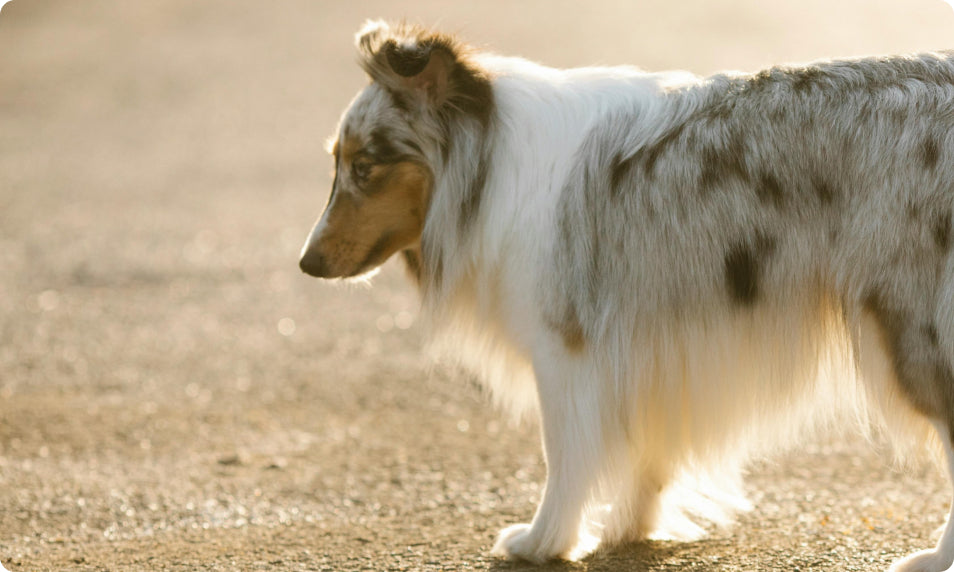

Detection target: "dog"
[299, 20, 954, 571]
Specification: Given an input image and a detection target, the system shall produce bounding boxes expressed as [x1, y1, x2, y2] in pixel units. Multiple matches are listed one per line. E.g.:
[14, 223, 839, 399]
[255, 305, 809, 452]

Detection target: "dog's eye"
[352, 158, 374, 183]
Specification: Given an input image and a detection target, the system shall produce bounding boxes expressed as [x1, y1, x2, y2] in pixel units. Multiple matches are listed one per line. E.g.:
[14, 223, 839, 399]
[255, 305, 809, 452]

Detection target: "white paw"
[491, 523, 556, 564]
[889, 549, 954, 572]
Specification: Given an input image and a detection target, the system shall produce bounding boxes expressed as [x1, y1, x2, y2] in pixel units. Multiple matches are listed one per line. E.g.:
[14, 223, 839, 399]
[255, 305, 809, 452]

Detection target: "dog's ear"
[356, 20, 491, 120]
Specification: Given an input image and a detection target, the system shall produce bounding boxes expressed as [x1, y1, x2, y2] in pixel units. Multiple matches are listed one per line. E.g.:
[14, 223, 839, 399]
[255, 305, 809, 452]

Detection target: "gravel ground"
[3, 1, 954, 570]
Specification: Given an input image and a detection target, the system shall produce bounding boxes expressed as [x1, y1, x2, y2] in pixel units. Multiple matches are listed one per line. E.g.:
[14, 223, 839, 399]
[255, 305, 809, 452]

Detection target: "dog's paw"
[491, 522, 599, 563]
[889, 548, 954, 572]
[491, 523, 554, 564]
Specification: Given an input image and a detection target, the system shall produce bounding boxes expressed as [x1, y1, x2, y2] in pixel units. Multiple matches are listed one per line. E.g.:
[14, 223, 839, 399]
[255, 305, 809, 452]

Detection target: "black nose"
[299, 250, 328, 277]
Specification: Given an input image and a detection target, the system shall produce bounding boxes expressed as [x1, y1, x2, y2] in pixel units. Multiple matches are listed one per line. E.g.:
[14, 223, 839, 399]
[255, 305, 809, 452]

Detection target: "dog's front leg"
[492, 338, 605, 563]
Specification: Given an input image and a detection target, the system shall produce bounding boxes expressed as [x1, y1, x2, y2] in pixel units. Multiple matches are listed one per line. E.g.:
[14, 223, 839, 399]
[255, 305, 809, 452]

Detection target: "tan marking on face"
[338, 136, 361, 165]
[309, 159, 432, 278]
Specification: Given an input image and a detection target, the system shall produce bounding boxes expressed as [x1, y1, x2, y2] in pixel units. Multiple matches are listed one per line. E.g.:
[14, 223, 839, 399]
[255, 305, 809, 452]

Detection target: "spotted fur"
[301, 22, 954, 571]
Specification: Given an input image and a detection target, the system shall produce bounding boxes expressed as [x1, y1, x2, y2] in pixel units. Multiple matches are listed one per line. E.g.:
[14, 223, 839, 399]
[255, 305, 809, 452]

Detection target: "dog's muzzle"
[299, 220, 332, 278]
[299, 247, 329, 278]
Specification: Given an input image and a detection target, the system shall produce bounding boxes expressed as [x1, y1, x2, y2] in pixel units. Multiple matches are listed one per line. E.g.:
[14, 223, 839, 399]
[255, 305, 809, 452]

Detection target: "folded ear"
[355, 20, 492, 120]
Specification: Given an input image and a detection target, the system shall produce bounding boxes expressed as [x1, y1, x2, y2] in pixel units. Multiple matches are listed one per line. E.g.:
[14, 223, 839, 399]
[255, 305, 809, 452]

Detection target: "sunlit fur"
[301, 21, 954, 571]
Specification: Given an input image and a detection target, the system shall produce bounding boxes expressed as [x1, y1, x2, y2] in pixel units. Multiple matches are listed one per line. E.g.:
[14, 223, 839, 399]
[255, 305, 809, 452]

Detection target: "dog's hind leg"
[889, 421, 954, 572]
[878, 259, 954, 572]
[491, 338, 610, 562]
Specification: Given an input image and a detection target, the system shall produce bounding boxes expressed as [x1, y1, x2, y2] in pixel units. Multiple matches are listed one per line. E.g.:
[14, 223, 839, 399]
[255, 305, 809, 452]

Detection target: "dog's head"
[300, 21, 492, 280]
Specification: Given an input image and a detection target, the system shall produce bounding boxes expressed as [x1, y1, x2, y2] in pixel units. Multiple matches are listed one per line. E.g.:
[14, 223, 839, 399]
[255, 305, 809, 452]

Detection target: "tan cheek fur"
[318, 161, 432, 276]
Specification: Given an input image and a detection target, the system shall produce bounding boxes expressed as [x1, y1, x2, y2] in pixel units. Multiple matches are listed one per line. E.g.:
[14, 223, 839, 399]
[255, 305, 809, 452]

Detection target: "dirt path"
[3, 1, 954, 570]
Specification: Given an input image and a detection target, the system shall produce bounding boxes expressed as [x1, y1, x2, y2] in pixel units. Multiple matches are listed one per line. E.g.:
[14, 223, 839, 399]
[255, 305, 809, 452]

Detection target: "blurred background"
[2, 1, 954, 570]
